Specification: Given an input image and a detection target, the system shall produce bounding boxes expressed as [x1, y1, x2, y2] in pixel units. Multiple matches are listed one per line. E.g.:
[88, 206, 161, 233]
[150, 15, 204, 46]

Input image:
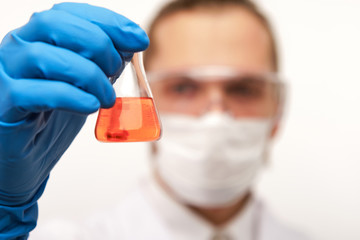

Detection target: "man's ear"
[151, 142, 158, 155]
[270, 85, 286, 139]
[270, 121, 280, 138]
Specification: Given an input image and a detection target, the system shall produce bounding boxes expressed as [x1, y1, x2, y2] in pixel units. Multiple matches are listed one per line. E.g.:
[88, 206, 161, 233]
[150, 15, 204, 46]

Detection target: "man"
[0, 0, 308, 239]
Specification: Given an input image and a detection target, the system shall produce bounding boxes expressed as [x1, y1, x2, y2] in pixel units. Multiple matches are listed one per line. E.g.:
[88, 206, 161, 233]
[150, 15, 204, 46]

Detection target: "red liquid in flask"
[95, 97, 161, 142]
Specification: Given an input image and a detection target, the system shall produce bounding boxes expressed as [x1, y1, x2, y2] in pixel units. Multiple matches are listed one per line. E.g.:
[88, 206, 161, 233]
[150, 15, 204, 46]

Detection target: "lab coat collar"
[140, 175, 257, 240]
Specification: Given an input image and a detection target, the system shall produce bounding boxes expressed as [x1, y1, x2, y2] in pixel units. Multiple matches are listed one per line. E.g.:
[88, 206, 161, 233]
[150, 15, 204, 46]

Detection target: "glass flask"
[95, 52, 162, 142]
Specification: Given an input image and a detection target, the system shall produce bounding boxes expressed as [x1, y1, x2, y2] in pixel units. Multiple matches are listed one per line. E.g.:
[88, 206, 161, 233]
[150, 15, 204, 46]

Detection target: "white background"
[1, 0, 360, 239]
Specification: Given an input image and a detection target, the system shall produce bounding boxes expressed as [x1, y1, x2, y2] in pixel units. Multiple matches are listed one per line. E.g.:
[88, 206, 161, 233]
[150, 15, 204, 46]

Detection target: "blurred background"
[1, 0, 360, 239]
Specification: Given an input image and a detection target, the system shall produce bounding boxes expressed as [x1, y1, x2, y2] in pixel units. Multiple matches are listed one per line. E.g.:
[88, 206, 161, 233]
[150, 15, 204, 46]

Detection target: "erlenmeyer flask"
[95, 52, 162, 142]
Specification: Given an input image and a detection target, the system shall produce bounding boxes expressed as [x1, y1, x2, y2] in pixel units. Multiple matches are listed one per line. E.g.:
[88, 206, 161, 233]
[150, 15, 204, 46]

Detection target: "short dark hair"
[144, 0, 278, 71]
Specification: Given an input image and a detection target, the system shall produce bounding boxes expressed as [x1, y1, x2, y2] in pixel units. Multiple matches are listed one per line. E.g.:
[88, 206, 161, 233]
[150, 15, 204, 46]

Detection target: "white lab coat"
[31, 176, 309, 240]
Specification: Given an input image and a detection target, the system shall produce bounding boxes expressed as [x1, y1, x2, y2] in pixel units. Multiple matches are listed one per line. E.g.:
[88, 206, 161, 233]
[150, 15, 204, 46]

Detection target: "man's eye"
[226, 79, 265, 99]
[227, 84, 261, 97]
[168, 80, 199, 95]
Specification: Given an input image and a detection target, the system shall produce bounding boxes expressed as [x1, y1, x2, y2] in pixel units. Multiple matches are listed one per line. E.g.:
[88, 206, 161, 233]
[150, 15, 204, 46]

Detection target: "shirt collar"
[140, 175, 257, 240]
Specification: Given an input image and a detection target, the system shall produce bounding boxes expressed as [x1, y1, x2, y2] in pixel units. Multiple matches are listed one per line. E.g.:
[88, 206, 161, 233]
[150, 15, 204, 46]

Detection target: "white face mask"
[152, 112, 273, 208]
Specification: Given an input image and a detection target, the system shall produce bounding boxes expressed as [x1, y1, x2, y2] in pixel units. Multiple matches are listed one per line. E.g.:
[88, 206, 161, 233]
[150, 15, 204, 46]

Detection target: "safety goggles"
[147, 66, 285, 118]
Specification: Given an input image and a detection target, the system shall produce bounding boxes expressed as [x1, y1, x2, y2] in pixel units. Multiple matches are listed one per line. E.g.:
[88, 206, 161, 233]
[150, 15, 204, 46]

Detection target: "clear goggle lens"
[147, 66, 285, 118]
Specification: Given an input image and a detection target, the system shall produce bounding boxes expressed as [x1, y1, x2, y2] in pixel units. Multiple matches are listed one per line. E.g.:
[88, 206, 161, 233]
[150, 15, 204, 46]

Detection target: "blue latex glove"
[0, 2, 149, 239]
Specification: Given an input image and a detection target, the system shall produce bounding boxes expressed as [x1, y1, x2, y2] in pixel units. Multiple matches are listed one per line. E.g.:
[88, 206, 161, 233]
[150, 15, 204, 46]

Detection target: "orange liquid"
[95, 97, 161, 142]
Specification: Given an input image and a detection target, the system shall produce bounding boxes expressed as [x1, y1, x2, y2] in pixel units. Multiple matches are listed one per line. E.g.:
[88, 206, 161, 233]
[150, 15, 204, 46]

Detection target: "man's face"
[147, 6, 279, 121]
[146, 6, 281, 208]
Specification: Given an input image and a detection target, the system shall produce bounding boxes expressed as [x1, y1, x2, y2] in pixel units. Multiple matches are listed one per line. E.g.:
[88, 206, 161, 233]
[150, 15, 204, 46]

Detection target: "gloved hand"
[0, 2, 149, 238]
